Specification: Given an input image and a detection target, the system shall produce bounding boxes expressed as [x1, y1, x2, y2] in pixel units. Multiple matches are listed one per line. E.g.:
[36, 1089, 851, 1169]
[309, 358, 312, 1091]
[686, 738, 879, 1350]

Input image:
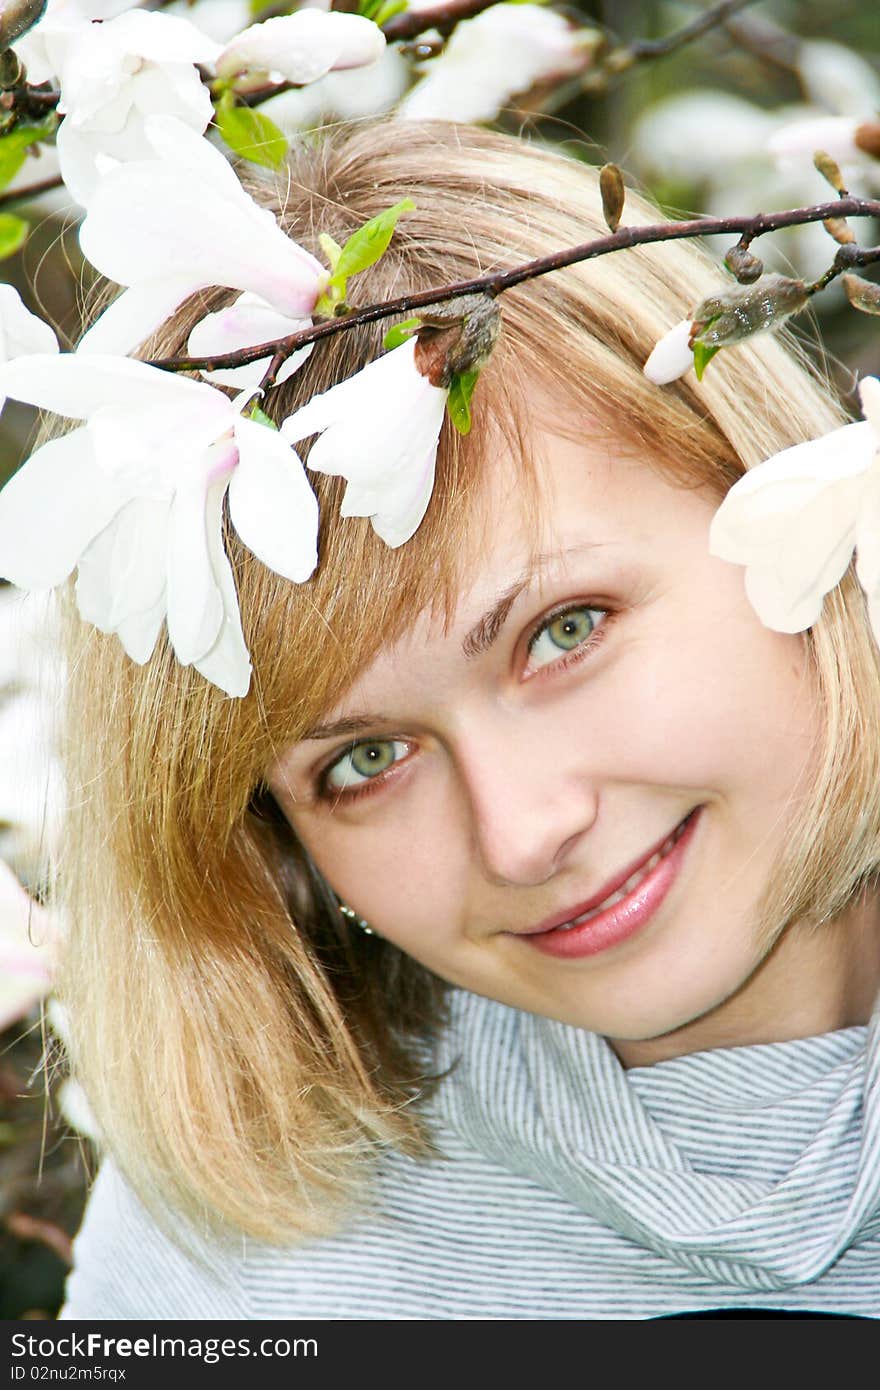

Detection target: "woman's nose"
[455, 723, 599, 887]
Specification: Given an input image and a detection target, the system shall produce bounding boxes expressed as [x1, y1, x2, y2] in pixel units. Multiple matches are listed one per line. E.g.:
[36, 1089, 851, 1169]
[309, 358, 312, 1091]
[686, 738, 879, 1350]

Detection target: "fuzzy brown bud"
[842, 273, 880, 316]
[854, 121, 880, 160]
[823, 216, 856, 245]
[599, 163, 625, 233]
[0, 1, 47, 48]
[813, 149, 847, 194]
[414, 294, 501, 388]
[691, 275, 809, 349]
[724, 242, 764, 284]
[0, 48, 24, 88]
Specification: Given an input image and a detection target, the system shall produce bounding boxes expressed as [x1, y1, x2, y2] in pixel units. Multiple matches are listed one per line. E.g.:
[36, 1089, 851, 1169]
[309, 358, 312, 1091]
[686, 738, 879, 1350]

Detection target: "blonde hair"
[57, 118, 880, 1243]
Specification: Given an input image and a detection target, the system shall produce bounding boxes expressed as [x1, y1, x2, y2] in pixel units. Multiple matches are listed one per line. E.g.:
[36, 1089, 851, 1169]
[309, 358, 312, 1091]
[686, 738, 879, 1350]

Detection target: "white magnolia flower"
[78, 115, 326, 358]
[399, 3, 596, 123]
[13, 0, 132, 85]
[257, 45, 409, 131]
[0, 354, 320, 697]
[709, 377, 880, 639]
[53, 9, 221, 206]
[282, 336, 448, 548]
[0, 286, 58, 411]
[798, 39, 880, 120]
[187, 292, 313, 392]
[0, 588, 63, 886]
[216, 11, 385, 87]
[767, 116, 880, 171]
[0, 859, 53, 1031]
[164, 0, 252, 46]
[643, 320, 693, 385]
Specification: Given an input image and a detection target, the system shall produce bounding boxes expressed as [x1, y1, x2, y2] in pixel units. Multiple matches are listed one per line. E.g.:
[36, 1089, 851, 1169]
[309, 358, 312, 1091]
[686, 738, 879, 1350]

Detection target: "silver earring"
[338, 901, 375, 935]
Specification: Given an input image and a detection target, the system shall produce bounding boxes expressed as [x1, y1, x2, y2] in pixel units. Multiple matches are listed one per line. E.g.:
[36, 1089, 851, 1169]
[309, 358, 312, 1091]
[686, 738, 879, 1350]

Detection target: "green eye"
[528, 606, 605, 670]
[324, 739, 408, 792]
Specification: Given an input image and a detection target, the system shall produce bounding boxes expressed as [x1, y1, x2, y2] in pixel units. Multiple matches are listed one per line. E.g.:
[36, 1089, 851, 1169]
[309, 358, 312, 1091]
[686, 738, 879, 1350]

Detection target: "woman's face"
[270, 408, 852, 1062]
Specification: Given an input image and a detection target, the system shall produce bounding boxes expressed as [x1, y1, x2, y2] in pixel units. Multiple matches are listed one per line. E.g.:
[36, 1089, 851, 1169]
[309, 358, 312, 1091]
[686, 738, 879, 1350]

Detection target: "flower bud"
[414, 294, 501, 388]
[0, 49, 24, 89]
[724, 242, 764, 284]
[854, 121, 880, 160]
[691, 275, 809, 349]
[842, 273, 880, 316]
[599, 163, 625, 232]
[0, 1, 47, 49]
[823, 216, 856, 245]
[813, 149, 847, 194]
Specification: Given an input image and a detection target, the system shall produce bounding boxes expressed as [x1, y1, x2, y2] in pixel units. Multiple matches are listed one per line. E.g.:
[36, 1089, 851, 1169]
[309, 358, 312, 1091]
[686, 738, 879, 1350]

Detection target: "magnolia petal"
[0, 349, 221, 425]
[78, 277, 198, 356]
[96, 9, 223, 65]
[854, 466, 880, 602]
[56, 119, 110, 208]
[729, 490, 859, 634]
[58, 62, 214, 206]
[643, 320, 693, 385]
[367, 444, 438, 548]
[193, 477, 252, 698]
[229, 415, 318, 582]
[0, 429, 123, 590]
[89, 393, 233, 490]
[165, 456, 231, 665]
[742, 565, 825, 634]
[767, 115, 861, 168]
[79, 127, 323, 319]
[0, 285, 59, 363]
[75, 495, 170, 637]
[400, 4, 589, 123]
[709, 421, 876, 558]
[187, 294, 312, 390]
[284, 339, 447, 482]
[114, 597, 167, 666]
[217, 12, 384, 85]
[858, 376, 880, 435]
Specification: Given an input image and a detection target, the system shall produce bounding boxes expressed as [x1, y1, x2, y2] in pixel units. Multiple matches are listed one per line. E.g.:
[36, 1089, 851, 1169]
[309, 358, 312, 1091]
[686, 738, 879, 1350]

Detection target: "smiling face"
[269, 405, 879, 1064]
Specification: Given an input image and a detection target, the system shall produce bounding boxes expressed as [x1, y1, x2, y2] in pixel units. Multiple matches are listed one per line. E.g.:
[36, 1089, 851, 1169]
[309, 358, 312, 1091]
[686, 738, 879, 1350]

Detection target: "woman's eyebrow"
[461, 543, 604, 661]
[461, 579, 529, 660]
[301, 713, 390, 742]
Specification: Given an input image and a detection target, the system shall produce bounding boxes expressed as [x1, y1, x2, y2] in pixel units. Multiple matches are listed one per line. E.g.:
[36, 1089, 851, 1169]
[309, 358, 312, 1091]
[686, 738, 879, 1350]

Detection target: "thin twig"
[0, 172, 62, 207]
[151, 196, 880, 376]
[627, 0, 761, 62]
[382, 0, 503, 42]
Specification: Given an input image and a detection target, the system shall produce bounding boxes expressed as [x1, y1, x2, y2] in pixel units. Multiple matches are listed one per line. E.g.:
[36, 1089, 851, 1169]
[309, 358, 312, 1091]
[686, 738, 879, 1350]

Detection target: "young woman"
[45, 118, 880, 1318]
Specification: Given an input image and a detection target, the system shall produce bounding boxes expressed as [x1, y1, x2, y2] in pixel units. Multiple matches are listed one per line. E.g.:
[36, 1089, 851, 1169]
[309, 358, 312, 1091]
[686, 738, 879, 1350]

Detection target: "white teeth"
[553, 815, 691, 931]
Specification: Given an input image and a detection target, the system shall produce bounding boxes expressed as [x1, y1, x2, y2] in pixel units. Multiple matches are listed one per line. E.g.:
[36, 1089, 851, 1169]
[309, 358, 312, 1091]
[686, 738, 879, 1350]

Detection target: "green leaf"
[383, 316, 421, 350]
[247, 403, 278, 430]
[446, 369, 480, 436]
[373, 0, 407, 23]
[215, 93, 288, 171]
[332, 198, 415, 284]
[319, 232, 343, 272]
[357, 0, 382, 16]
[0, 213, 28, 258]
[0, 119, 58, 192]
[692, 340, 720, 381]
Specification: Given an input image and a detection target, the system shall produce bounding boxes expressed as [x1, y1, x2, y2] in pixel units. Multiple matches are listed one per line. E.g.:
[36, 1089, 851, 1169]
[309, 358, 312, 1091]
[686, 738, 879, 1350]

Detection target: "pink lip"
[515, 807, 702, 960]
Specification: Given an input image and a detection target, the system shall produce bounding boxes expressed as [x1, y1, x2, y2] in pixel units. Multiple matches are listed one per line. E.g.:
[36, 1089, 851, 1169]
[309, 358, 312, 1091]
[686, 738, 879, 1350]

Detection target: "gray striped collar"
[429, 990, 880, 1292]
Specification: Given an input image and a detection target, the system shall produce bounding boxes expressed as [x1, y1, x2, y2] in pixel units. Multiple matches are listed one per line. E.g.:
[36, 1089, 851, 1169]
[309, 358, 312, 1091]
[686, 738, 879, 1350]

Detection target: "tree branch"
[0, 171, 62, 207]
[150, 196, 880, 377]
[626, 0, 761, 63]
